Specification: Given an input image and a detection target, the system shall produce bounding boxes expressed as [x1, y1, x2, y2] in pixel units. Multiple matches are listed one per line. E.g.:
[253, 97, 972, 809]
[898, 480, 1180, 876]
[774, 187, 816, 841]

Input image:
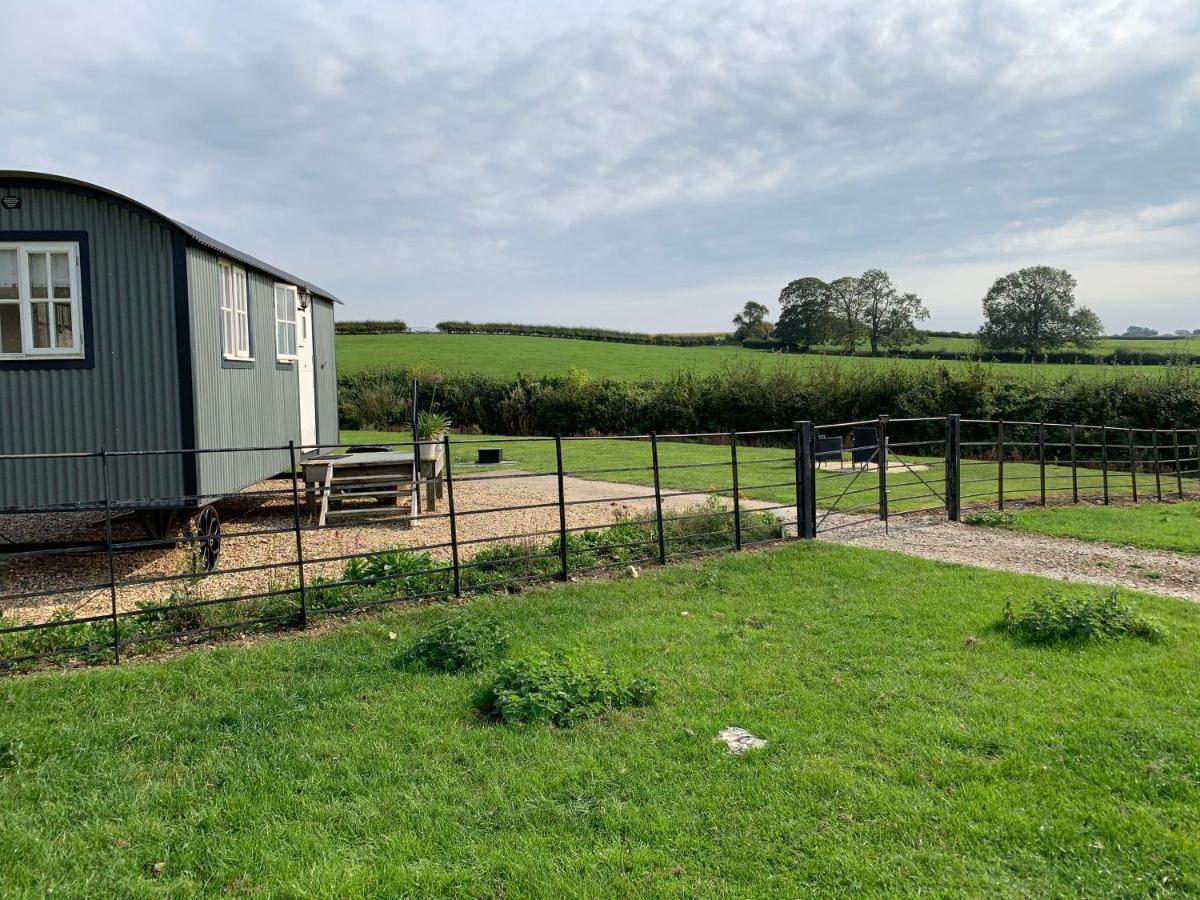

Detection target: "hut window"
[274, 283, 298, 360]
[218, 260, 251, 360]
[0, 242, 82, 359]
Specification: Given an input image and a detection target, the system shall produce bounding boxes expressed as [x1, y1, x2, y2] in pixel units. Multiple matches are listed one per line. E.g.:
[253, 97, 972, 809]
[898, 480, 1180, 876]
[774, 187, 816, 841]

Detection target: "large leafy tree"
[857, 269, 930, 355]
[732, 301, 773, 341]
[774, 277, 830, 348]
[978, 266, 1101, 354]
[827, 276, 867, 352]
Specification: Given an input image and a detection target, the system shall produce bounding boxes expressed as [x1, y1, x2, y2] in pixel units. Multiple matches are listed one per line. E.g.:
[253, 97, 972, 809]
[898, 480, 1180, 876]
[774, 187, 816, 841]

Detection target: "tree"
[774, 277, 830, 348]
[1175, 329, 1191, 336]
[977, 266, 1101, 354]
[880, 293, 930, 351]
[856, 269, 930, 355]
[1123, 325, 1158, 337]
[732, 301, 772, 341]
[827, 276, 867, 352]
[1065, 307, 1103, 349]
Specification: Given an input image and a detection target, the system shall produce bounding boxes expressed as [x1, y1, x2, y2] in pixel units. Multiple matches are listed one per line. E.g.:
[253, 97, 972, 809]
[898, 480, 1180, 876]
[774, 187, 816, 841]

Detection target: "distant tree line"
[740, 265, 1105, 356]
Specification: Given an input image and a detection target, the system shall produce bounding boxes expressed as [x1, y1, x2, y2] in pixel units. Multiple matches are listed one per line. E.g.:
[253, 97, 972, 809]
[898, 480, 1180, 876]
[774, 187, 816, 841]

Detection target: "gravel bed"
[6, 469, 1196, 628]
[0, 470, 774, 625]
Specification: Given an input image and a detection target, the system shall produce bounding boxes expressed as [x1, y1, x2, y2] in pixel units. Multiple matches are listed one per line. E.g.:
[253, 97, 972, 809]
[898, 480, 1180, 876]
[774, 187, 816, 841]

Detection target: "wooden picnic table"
[302, 449, 444, 527]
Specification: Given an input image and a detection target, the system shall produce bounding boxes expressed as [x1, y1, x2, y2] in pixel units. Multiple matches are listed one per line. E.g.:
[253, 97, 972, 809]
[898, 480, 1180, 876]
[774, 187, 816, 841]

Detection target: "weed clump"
[1001, 591, 1166, 644]
[474, 650, 658, 726]
[398, 615, 508, 673]
[964, 511, 1016, 529]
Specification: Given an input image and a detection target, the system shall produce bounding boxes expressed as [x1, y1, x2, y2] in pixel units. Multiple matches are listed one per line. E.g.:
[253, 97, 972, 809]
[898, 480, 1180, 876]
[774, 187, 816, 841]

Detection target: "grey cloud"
[5, 0, 1199, 330]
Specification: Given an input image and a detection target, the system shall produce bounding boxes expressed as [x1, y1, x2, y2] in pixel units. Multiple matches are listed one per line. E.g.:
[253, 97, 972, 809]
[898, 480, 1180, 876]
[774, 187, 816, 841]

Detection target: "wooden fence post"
[796, 421, 817, 538]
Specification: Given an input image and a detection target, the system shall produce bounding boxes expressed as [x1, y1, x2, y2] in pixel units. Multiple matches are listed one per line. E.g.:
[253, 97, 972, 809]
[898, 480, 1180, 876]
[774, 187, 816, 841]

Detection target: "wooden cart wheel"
[192, 505, 222, 573]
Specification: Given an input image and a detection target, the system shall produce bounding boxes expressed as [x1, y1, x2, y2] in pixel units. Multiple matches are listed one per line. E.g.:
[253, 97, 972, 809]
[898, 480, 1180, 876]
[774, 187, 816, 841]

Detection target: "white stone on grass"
[715, 727, 768, 755]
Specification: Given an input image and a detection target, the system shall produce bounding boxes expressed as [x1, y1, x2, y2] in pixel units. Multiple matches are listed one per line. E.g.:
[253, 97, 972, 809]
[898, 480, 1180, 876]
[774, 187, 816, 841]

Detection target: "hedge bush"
[436, 320, 730, 347]
[338, 361, 1200, 435]
[335, 320, 408, 335]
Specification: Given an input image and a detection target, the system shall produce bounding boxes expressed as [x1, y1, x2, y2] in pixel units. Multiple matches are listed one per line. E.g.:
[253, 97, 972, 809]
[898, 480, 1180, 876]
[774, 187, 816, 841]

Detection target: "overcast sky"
[6, 0, 1199, 332]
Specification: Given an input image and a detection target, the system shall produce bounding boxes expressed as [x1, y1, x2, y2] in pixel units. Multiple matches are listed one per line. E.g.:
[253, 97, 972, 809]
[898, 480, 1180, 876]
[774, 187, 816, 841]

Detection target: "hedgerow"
[436, 320, 729, 346]
[338, 360, 1200, 434]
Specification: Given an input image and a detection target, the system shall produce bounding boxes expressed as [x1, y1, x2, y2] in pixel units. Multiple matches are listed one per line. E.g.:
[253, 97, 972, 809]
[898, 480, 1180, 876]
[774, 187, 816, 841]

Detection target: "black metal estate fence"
[1, 415, 1198, 671]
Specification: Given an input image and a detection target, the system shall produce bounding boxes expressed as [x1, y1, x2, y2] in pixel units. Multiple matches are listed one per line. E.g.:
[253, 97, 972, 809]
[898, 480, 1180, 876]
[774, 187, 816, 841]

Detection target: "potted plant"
[416, 411, 452, 461]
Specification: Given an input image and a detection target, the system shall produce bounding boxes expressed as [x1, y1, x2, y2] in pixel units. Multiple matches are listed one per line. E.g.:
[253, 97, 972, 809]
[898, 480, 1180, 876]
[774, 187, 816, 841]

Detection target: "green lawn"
[335, 333, 1177, 382]
[996, 501, 1200, 555]
[2, 542, 1198, 895]
[345, 429, 1145, 515]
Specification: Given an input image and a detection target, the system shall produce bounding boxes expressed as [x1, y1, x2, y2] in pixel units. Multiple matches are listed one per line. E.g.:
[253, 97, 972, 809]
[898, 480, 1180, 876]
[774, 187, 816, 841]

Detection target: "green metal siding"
[312, 298, 339, 445]
[0, 182, 185, 508]
[187, 247, 295, 498]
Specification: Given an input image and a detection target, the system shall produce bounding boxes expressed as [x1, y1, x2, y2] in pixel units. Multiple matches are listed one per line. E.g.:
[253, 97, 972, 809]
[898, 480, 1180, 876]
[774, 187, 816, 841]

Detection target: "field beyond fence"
[2, 416, 1198, 672]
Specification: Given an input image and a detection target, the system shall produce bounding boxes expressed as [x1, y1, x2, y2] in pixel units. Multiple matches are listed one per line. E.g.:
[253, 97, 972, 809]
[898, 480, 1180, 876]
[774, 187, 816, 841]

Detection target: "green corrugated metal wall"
[0, 179, 340, 511]
[0, 182, 186, 508]
[312, 298, 339, 445]
[187, 247, 340, 499]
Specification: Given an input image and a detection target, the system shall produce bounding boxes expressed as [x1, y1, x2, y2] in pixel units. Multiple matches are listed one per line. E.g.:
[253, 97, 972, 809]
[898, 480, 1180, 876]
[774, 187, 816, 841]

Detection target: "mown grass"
[335, 332, 1176, 381]
[345, 429, 1151, 514]
[1, 542, 1198, 895]
[996, 501, 1200, 555]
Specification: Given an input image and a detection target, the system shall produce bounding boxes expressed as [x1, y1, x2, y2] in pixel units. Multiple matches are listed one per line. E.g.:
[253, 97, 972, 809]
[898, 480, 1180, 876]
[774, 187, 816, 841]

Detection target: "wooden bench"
[302, 450, 444, 527]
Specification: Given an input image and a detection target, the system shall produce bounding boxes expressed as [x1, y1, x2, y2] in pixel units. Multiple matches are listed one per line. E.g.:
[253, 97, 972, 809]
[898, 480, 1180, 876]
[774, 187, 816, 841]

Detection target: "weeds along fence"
[1, 416, 1198, 672]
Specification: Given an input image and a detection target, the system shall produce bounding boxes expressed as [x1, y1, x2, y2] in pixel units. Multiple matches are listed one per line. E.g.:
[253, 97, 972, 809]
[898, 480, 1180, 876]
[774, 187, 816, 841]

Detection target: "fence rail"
[2, 416, 1198, 671]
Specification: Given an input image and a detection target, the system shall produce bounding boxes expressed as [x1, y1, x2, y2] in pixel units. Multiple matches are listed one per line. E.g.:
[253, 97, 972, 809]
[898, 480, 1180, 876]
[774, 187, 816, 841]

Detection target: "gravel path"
[816, 511, 1200, 603]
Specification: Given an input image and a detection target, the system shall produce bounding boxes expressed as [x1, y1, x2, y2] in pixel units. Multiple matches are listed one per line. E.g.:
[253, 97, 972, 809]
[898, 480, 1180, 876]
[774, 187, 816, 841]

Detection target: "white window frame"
[218, 259, 252, 361]
[274, 283, 298, 362]
[0, 241, 84, 360]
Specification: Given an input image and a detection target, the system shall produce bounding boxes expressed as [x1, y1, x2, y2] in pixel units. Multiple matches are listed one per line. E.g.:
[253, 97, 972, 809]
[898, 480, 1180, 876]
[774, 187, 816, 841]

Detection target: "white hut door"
[296, 298, 317, 448]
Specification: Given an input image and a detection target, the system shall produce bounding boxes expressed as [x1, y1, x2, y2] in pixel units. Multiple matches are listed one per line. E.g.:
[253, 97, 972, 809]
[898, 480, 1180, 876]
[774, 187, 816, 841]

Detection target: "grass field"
[990, 501, 1200, 555]
[335, 333, 1184, 381]
[345, 429, 1151, 514]
[2, 542, 1198, 895]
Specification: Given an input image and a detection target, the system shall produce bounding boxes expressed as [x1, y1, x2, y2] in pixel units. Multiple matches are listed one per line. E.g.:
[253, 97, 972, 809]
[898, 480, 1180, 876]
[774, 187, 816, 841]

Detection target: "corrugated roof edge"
[0, 171, 343, 304]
